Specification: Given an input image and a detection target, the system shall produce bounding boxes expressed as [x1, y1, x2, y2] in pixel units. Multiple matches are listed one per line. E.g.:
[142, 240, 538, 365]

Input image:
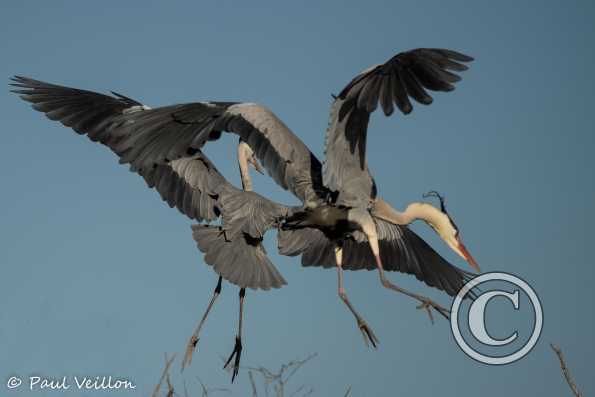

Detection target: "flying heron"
[11, 47, 479, 381]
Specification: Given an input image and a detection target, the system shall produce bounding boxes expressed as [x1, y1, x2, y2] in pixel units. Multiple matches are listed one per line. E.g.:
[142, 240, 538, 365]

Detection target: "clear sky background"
[1, 1, 594, 396]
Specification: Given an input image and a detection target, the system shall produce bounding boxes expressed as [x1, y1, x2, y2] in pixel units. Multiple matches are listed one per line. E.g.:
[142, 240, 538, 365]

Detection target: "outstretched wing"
[323, 49, 473, 208]
[10, 76, 292, 289]
[10, 76, 326, 206]
[278, 218, 475, 298]
[136, 150, 293, 290]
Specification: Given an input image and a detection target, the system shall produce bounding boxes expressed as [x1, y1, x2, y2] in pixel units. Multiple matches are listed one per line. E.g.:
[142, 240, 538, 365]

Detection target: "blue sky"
[1, 1, 594, 395]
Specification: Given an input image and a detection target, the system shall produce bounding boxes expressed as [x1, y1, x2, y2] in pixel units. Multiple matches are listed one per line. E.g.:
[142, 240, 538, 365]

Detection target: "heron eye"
[448, 215, 460, 236]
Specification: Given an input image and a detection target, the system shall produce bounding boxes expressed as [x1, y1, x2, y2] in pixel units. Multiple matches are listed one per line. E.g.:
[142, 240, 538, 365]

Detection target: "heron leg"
[182, 276, 222, 371]
[335, 246, 379, 348]
[364, 223, 450, 323]
[224, 288, 245, 383]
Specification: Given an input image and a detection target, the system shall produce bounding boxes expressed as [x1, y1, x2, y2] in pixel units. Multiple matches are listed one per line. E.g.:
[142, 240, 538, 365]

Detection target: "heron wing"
[277, 219, 475, 297]
[192, 225, 287, 290]
[10, 76, 291, 290]
[10, 76, 325, 205]
[140, 151, 290, 236]
[323, 49, 472, 207]
[140, 150, 292, 290]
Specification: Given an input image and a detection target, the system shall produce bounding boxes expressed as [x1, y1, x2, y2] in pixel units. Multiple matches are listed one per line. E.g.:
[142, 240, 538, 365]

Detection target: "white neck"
[372, 197, 445, 227]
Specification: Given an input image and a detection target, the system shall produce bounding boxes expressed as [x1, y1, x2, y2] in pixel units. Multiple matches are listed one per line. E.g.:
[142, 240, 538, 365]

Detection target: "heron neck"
[373, 198, 443, 226]
[237, 143, 253, 192]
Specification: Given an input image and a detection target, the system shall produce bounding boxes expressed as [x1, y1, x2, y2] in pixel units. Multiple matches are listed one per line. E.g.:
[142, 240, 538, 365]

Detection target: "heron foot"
[416, 299, 450, 324]
[357, 319, 379, 348]
[181, 334, 199, 371]
[223, 336, 242, 383]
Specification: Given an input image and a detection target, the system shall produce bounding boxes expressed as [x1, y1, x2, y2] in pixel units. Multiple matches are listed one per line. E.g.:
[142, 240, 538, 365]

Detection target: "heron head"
[422, 191, 480, 272]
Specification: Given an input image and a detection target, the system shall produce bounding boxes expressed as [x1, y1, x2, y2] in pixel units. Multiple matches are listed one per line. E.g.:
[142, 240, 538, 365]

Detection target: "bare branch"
[249, 370, 258, 397]
[289, 385, 305, 397]
[183, 381, 189, 397]
[151, 353, 176, 397]
[197, 377, 209, 397]
[165, 353, 175, 397]
[301, 388, 314, 397]
[243, 354, 317, 397]
[283, 354, 317, 385]
[196, 376, 231, 397]
[550, 344, 583, 397]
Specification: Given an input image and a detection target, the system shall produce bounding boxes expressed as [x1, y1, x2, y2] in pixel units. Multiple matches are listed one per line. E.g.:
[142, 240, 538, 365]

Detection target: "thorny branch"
[550, 344, 583, 397]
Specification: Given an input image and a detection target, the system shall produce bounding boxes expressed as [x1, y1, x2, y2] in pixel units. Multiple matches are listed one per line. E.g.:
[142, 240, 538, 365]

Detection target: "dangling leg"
[182, 276, 222, 371]
[335, 246, 379, 348]
[360, 216, 450, 323]
[224, 288, 245, 383]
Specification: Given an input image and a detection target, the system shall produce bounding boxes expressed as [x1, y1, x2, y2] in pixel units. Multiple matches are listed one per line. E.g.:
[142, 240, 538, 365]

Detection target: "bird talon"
[415, 299, 450, 324]
[416, 301, 435, 324]
[224, 336, 242, 383]
[357, 320, 379, 349]
[181, 335, 199, 372]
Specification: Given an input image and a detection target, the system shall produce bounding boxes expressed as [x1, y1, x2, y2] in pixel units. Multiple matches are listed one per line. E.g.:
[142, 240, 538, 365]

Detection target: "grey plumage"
[323, 97, 376, 209]
[323, 49, 472, 208]
[10, 77, 326, 206]
[12, 47, 482, 375]
[10, 47, 476, 298]
[10, 76, 298, 290]
[142, 152, 292, 290]
[278, 219, 475, 298]
[141, 155, 223, 222]
[192, 225, 286, 290]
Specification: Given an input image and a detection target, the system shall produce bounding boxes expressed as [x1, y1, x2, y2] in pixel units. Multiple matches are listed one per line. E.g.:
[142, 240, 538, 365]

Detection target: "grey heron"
[11, 46, 478, 380]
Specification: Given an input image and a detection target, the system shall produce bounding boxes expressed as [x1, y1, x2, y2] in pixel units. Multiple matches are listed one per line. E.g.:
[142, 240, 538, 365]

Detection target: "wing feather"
[323, 48, 472, 207]
[278, 219, 475, 298]
[11, 76, 326, 205]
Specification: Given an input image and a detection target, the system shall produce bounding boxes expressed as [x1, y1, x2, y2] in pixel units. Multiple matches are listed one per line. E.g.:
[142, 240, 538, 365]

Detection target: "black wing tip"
[420, 96, 433, 106]
[9, 76, 29, 91]
[339, 46, 473, 118]
[10, 75, 27, 83]
[9, 75, 40, 86]
[401, 103, 413, 114]
[9, 76, 55, 94]
[110, 90, 143, 106]
[427, 48, 474, 63]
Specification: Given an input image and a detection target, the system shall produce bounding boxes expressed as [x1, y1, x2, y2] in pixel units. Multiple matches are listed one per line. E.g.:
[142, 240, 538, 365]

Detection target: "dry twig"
[151, 353, 176, 397]
[249, 371, 258, 397]
[232, 353, 317, 397]
[197, 376, 231, 397]
[550, 344, 583, 397]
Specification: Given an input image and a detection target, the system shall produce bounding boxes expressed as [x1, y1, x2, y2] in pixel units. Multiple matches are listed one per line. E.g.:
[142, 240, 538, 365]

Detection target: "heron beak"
[456, 236, 480, 272]
[250, 155, 265, 175]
